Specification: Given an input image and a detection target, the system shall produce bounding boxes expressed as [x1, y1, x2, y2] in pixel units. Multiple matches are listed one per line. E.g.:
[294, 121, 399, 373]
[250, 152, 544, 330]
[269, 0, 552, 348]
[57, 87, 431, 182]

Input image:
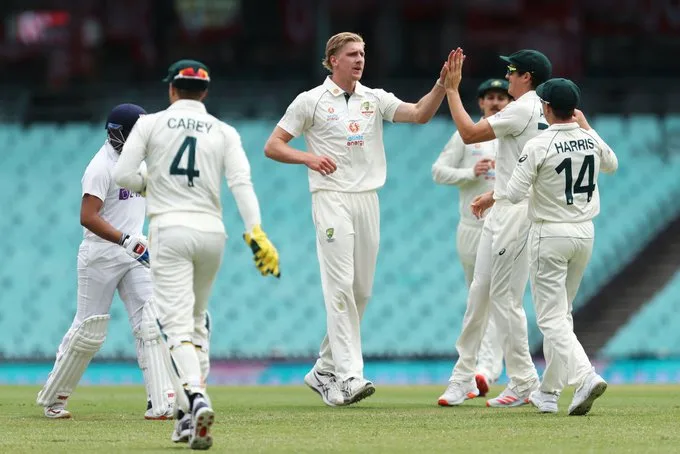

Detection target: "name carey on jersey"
[167, 117, 213, 133]
[554, 138, 595, 154]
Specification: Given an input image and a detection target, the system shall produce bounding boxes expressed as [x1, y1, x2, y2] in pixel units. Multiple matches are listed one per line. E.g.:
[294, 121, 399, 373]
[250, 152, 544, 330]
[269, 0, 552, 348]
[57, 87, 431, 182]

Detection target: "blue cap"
[477, 78, 509, 98]
[106, 103, 146, 151]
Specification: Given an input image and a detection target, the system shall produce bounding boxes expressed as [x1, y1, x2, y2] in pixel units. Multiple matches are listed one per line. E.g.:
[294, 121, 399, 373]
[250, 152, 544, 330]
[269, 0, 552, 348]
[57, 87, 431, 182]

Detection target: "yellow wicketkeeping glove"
[243, 225, 281, 278]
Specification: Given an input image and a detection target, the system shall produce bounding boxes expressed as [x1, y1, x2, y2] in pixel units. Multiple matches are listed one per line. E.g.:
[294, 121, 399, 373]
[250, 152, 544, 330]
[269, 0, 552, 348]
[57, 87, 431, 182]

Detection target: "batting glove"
[121, 234, 150, 268]
[243, 225, 280, 278]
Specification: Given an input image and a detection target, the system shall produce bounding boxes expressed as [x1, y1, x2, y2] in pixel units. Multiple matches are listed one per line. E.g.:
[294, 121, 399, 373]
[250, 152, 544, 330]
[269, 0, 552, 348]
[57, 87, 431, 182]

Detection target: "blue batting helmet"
[106, 103, 146, 152]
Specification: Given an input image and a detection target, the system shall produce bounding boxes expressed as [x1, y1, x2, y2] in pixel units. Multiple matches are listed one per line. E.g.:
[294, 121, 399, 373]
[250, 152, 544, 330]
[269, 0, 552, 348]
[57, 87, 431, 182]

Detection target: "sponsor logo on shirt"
[348, 121, 360, 133]
[346, 121, 364, 146]
[119, 188, 143, 200]
[326, 106, 339, 121]
[360, 101, 375, 118]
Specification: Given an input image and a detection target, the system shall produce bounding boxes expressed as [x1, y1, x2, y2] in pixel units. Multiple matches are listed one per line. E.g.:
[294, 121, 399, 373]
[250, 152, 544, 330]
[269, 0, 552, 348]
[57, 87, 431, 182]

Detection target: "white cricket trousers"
[529, 221, 594, 394]
[57, 240, 151, 358]
[457, 219, 504, 383]
[311, 190, 379, 381]
[148, 223, 225, 391]
[450, 199, 538, 393]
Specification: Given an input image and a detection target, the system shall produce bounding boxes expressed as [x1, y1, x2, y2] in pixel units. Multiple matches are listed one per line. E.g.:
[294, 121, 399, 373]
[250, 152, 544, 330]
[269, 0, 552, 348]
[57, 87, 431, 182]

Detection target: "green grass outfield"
[2, 385, 678, 453]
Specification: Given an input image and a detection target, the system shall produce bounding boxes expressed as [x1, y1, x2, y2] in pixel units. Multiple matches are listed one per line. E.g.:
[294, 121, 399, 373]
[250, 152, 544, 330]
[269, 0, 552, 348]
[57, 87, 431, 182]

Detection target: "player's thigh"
[457, 222, 483, 271]
[352, 191, 379, 298]
[149, 225, 195, 333]
[193, 231, 225, 317]
[118, 263, 153, 334]
[565, 237, 593, 311]
[489, 203, 530, 296]
[531, 237, 570, 326]
[312, 191, 355, 287]
[76, 242, 122, 321]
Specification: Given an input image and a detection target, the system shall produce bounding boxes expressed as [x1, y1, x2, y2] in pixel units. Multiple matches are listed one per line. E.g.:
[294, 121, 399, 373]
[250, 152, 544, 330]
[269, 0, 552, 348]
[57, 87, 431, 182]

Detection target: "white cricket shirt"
[486, 90, 547, 200]
[506, 123, 618, 223]
[277, 77, 403, 193]
[81, 142, 146, 241]
[114, 99, 261, 235]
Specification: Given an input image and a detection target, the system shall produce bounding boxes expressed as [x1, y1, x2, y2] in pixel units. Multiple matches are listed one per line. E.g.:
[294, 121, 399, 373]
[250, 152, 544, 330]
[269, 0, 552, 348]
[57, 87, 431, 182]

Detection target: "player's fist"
[305, 155, 337, 176]
[471, 190, 495, 219]
[243, 225, 280, 278]
[122, 234, 150, 268]
[474, 159, 493, 177]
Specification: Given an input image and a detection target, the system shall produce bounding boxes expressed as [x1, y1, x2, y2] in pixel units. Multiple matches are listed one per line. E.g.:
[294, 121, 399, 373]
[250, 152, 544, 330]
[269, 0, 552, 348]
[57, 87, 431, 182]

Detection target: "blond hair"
[322, 32, 364, 73]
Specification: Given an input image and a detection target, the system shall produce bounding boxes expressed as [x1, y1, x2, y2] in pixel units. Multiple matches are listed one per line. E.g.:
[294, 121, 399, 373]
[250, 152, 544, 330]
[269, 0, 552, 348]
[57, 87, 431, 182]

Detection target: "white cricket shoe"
[304, 369, 345, 407]
[568, 372, 607, 416]
[144, 399, 175, 420]
[171, 411, 192, 443]
[189, 395, 215, 450]
[341, 377, 375, 405]
[486, 383, 536, 408]
[528, 390, 559, 413]
[437, 381, 479, 406]
[44, 402, 71, 419]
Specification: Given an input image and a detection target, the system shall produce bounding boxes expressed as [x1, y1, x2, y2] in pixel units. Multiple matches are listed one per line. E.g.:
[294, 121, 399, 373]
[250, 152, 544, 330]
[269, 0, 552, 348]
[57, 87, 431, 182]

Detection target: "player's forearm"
[445, 89, 476, 143]
[81, 214, 125, 244]
[231, 184, 262, 232]
[264, 138, 310, 165]
[412, 83, 447, 124]
[432, 164, 476, 186]
[113, 169, 145, 193]
[506, 178, 530, 204]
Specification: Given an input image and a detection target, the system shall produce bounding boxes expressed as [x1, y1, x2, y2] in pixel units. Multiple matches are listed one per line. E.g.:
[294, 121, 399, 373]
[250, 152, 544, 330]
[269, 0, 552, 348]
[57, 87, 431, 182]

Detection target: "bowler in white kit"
[114, 60, 280, 450]
[265, 32, 450, 406]
[506, 78, 616, 415]
[432, 78, 511, 396]
[37, 104, 176, 421]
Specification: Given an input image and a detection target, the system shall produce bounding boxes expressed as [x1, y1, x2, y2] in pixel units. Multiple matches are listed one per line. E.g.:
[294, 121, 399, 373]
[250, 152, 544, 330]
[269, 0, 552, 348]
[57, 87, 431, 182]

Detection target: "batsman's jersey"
[277, 77, 403, 193]
[486, 90, 547, 201]
[506, 123, 618, 223]
[432, 128, 497, 224]
[81, 143, 145, 241]
[122, 99, 254, 234]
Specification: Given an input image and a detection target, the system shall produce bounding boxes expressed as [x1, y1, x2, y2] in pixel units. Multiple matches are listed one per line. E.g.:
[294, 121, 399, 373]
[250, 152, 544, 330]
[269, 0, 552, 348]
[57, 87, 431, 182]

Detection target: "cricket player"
[431, 78, 511, 396]
[438, 48, 551, 408]
[506, 78, 615, 415]
[114, 59, 280, 450]
[37, 104, 176, 420]
[264, 32, 449, 407]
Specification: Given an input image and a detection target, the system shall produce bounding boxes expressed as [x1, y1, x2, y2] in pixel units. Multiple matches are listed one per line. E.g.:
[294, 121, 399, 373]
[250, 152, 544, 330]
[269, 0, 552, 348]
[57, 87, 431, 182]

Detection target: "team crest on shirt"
[325, 228, 335, 242]
[360, 101, 375, 118]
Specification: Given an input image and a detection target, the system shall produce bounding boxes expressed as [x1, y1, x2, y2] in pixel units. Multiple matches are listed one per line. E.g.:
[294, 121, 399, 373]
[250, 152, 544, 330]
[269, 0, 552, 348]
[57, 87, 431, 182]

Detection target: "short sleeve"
[486, 101, 528, 138]
[373, 89, 403, 123]
[277, 93, 312, 137]
[82, 159, 110, 201]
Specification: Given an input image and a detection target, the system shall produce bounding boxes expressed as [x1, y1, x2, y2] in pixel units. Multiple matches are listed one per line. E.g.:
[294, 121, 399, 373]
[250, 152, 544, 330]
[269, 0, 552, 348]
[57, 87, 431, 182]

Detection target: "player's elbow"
[264, 138, 278, 159]
[431, 165, 444, 184]
[80, 212, 94, 229]
[459, 131, 475, 145]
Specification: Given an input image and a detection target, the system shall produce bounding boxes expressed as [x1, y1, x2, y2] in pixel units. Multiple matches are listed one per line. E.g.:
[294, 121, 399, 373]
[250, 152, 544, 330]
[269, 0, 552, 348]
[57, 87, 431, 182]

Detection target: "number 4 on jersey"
[555, 155, 595, 205]
[170, 136, 200, 187]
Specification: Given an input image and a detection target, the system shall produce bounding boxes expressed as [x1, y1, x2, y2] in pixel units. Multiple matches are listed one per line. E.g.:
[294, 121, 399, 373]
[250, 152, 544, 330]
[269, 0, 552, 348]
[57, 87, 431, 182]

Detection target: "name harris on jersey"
[167, 117, 213, 133]
[554, 138, 595, 154]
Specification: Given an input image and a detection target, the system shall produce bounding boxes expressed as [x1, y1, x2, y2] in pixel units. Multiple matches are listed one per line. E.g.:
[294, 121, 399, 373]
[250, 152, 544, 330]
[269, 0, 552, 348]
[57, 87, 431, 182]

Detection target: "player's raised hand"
[471, 190, 495, 219]
[572, 109, 592, 130]
[122, 234, 150, 267]
[437, 59, 449, 87]
[445, 48, 466, 91]
[305, 154, 337, 176]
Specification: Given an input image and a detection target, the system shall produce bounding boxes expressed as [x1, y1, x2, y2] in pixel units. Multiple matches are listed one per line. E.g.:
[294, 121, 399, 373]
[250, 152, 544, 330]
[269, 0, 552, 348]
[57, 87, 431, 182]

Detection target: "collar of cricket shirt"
[169, 99, 207, 112]
[548, 122, 580, 130]
[323, 76, 366, 98]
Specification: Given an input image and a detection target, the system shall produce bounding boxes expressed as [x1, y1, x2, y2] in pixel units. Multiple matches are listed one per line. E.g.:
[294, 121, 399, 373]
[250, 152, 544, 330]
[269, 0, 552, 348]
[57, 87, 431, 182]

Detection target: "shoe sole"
[304, 376, 338, 407]
[528, 397, 558, 414]
[345, 384, 376, 405]
[45, 411, 72, 419]
[189, 406, 215, 450]
[568, 381, 607, 416]
[475, 375, 489, 397]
